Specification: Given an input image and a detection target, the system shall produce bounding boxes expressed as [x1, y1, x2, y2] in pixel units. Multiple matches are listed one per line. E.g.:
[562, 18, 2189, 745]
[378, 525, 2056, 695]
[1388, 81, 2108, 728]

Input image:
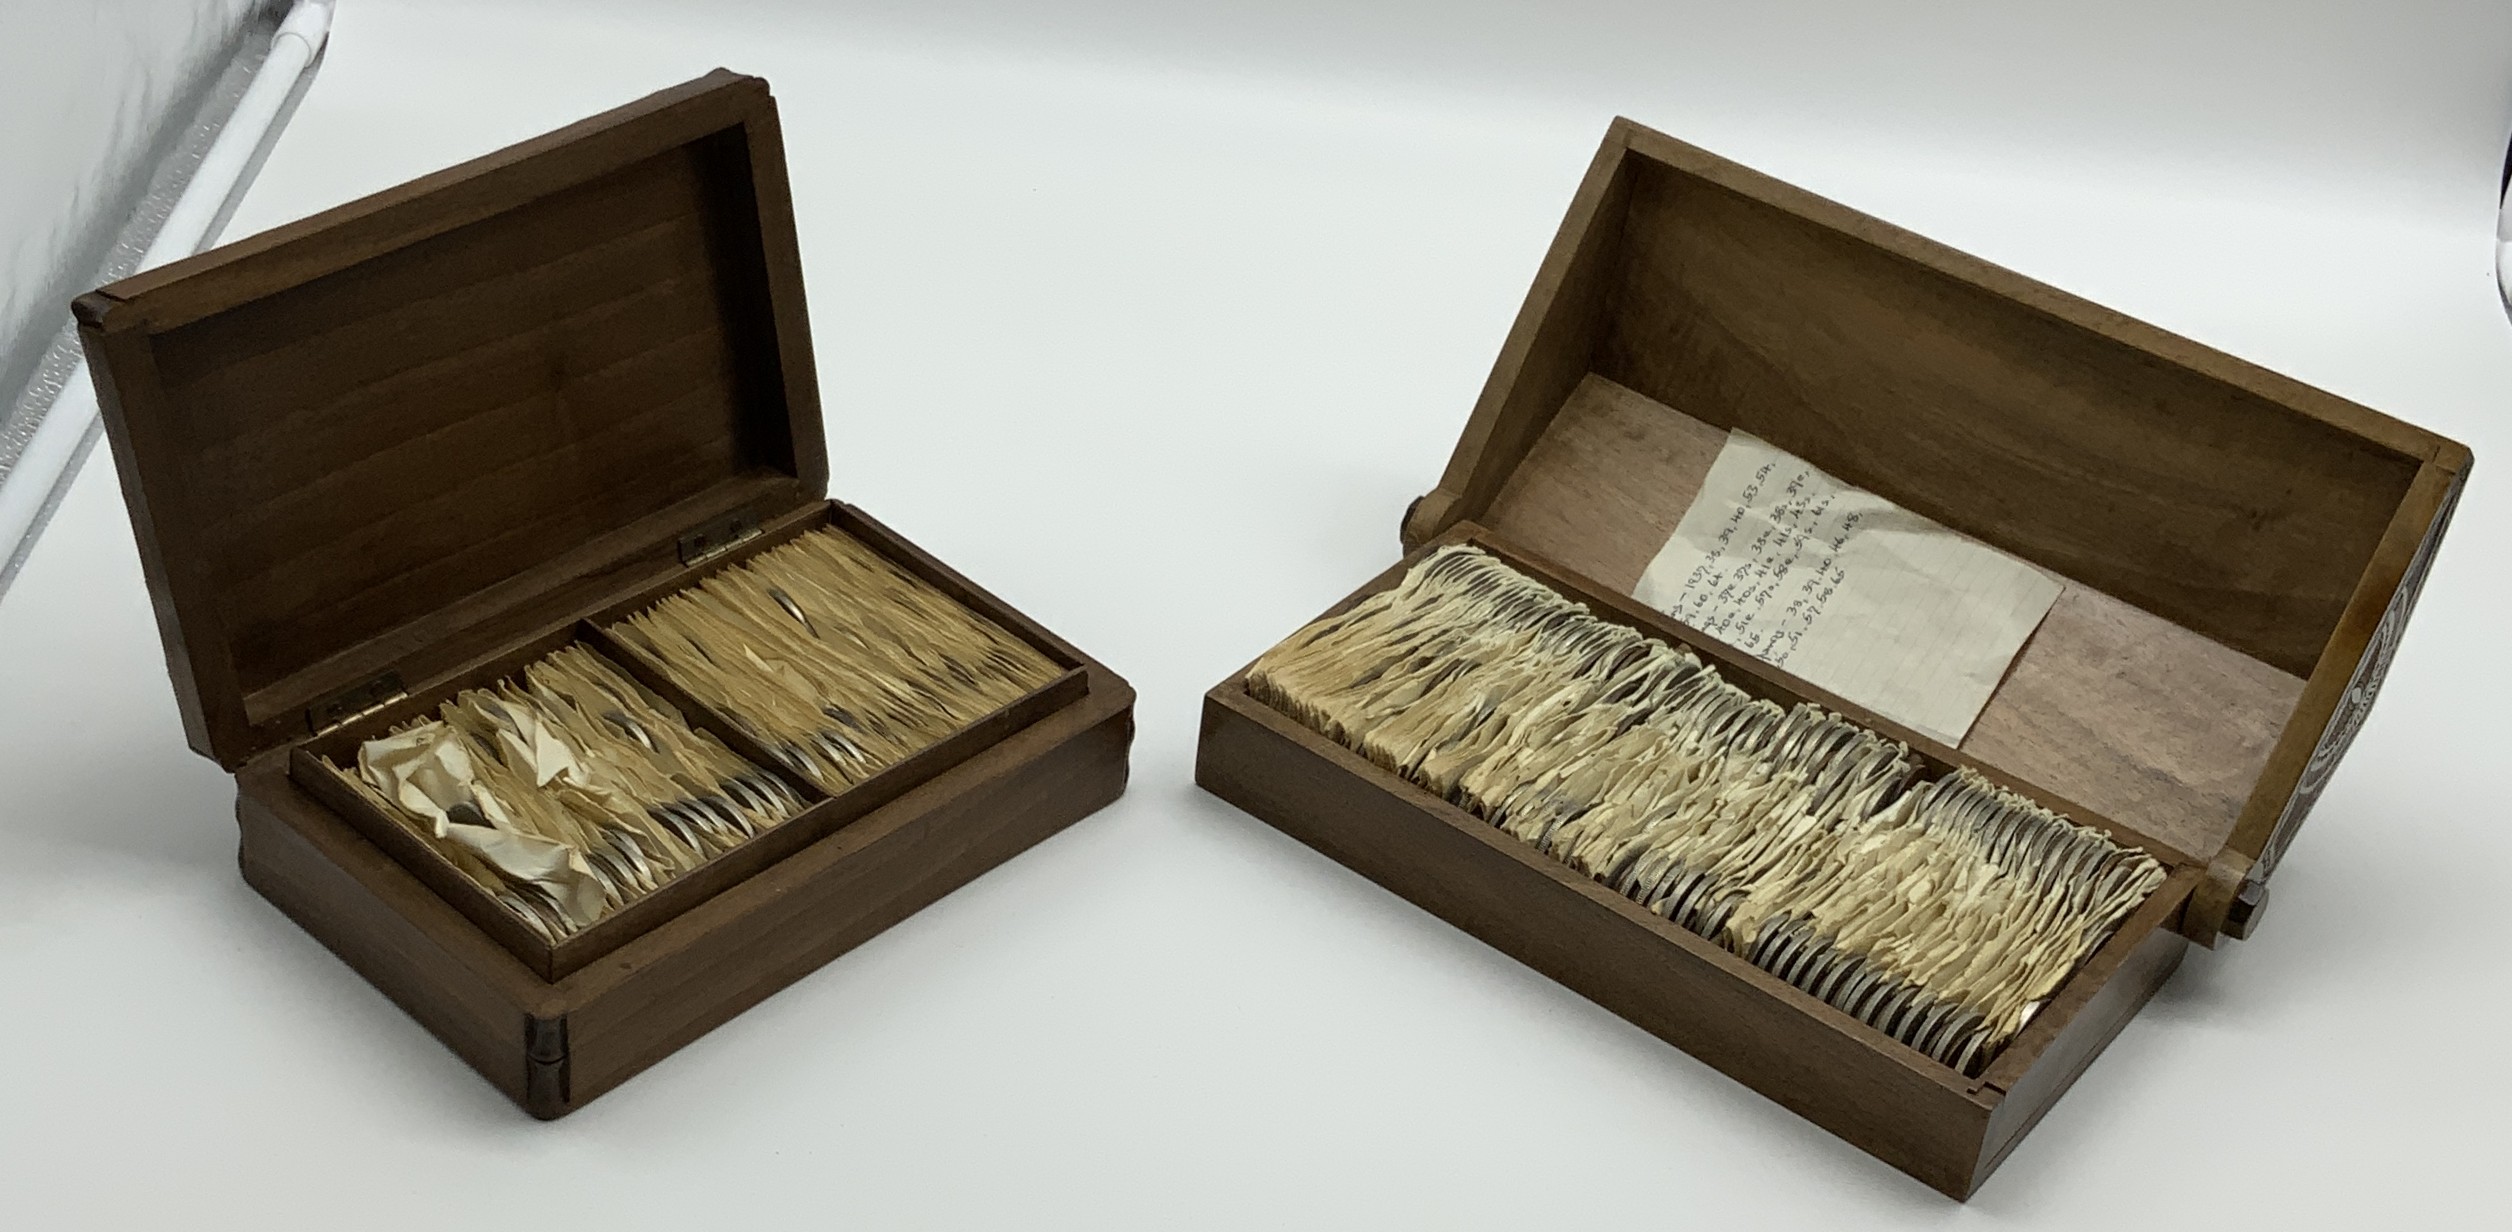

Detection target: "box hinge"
[2185, 851, 2269, 948]
[305, 671, 408, 737]
[1401, 488, 1463, 552]
[677, 511, 760, 566]
[524, 1013, 570, 1118]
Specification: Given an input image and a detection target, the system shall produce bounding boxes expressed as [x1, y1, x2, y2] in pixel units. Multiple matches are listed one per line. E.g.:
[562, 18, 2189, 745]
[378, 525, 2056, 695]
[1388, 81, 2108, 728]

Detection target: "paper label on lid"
[1632, 432, 2061, 747]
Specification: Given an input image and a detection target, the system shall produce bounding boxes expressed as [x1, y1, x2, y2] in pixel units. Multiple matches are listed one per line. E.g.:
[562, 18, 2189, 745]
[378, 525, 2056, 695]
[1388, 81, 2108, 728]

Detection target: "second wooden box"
[1197, 117, 2466, 1197]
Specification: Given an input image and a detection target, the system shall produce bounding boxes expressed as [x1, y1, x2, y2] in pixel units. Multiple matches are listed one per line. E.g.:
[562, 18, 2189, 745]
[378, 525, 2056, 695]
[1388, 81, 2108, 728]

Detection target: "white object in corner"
[0, 0, 334, 591]
[2497, 176, 2512, 316]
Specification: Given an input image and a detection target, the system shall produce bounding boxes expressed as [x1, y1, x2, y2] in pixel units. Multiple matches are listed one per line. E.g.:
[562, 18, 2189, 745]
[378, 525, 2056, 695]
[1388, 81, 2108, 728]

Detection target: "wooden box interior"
[290, 502, 1088, 981]
[1400, 118, 2469, 928]
[1482, 374, 2302, 860]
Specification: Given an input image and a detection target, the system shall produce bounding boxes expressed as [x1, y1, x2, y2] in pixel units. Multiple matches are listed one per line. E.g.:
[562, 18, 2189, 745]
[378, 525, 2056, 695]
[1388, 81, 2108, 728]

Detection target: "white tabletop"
[4, 2, 2508, 1225]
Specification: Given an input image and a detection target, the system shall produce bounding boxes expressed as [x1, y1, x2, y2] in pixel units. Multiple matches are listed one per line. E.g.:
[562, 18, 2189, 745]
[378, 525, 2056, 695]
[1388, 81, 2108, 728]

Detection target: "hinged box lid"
[1404, 118, 2470, 942]
[76, 70, 826, 770]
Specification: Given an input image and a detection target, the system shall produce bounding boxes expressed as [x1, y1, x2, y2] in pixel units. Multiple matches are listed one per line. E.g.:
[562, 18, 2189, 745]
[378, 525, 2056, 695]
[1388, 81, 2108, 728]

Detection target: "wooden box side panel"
[1196, 688, 1995, 1197]
[559, 668, 1134, 1108]
[1973, 922, 2185, 1191]
[235, 763, 548, 1107]
[2225, 455, 2468, 889]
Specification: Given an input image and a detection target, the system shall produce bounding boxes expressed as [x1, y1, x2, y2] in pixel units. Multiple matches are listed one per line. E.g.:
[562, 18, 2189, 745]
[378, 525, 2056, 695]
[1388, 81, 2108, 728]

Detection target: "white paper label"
[1632, 433, 2061, 747]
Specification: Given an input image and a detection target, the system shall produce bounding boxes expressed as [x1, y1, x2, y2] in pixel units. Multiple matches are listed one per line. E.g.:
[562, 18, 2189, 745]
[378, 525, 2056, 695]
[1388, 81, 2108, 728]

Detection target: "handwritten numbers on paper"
[1633, 433, 2062, 747]
[1665, 457, 1867, 671]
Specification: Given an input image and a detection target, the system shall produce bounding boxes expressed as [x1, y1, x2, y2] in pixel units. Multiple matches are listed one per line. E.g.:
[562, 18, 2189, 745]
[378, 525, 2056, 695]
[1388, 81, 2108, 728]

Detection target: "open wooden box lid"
[1404, 118, 2471, 943]
[75, 70, 824, 772]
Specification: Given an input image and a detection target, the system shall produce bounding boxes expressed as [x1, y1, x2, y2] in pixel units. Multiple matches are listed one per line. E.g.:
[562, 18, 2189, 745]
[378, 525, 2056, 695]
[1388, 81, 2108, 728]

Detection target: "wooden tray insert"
[293, 504, 1086, 981]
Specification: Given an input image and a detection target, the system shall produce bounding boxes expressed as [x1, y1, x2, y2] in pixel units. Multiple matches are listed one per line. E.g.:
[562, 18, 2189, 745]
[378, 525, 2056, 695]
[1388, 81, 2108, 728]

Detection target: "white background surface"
[0, 0, 255, 454]
[4, 1, 2511, 1226]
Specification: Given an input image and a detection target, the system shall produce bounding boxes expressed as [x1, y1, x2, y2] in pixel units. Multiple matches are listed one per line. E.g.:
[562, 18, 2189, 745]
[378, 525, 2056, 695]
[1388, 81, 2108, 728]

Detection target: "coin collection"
[335, 526, 1060, 943]
[335, 644, 808, 943]
[607, 526, 1062, 792]
[1248, 545, 2165, 1075]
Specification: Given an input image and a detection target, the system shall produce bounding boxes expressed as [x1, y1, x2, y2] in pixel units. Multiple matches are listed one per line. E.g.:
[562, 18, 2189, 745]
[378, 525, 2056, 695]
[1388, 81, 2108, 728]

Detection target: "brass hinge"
[306, 671, 408, 737]
[677, 511, 760, 567]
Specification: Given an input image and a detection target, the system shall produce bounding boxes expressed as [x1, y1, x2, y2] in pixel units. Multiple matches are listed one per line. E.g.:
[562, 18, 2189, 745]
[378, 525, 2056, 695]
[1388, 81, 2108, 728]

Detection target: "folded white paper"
[1633, 433, 2061, 746]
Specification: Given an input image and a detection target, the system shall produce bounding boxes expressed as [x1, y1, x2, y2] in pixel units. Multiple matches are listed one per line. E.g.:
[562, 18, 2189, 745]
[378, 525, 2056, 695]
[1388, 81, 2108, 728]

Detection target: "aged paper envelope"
[1633, 432, 2061, 746]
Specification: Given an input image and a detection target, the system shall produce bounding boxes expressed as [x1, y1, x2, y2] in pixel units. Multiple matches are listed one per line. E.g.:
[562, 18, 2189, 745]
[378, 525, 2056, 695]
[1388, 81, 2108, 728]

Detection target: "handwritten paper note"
[1633, 433, 2061, 747]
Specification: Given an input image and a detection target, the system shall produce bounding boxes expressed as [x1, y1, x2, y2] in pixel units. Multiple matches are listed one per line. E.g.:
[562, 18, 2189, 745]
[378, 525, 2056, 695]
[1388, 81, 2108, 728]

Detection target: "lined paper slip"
[1633, 432, 2061, 747]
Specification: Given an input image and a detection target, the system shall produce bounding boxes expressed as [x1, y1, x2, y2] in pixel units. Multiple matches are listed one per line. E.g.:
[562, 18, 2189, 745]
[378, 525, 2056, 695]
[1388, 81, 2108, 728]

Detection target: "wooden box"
[1195, 118, 2467, 1197]
[76, 72, 1134, 1117]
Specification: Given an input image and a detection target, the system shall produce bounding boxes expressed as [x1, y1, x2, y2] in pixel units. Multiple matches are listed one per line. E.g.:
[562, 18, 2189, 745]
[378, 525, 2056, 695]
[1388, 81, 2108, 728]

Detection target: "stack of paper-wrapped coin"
[336, 644, 807, 942]
[1249, 544, 2164, 1075]
[607, 526, 1061, 793]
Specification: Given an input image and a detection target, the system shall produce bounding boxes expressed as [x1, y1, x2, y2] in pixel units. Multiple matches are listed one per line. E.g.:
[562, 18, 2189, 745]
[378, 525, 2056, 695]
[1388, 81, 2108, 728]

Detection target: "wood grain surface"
[1595, 151, 2421, 681]
[1407, 117, 2468, 909]
[1485, 375, 2305, 857]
